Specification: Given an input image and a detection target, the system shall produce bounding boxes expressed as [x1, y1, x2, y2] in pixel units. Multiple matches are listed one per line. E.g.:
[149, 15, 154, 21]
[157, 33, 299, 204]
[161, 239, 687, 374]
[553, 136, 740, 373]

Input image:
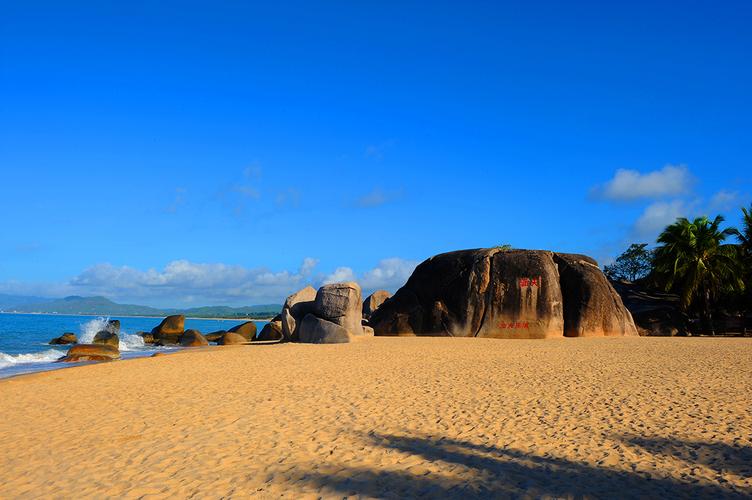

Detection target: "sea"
[0, 313, 267, 379]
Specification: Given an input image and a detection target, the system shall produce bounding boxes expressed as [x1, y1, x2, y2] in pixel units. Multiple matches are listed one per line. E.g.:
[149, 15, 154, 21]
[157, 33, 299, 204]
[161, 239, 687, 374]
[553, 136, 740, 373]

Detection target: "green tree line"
[605, 203, 752, 335]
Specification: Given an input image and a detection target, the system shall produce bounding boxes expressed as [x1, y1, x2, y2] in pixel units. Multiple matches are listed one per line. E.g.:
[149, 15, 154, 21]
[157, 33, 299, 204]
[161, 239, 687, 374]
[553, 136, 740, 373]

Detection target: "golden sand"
[0, 337, 750, 498]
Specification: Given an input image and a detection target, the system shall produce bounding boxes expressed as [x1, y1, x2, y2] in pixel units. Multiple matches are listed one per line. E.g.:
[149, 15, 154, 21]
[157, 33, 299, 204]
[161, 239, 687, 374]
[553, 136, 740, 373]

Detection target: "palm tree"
[653, 215, 744, 335]
[729, 204, 752, 258]
[729, 204, 752, 334]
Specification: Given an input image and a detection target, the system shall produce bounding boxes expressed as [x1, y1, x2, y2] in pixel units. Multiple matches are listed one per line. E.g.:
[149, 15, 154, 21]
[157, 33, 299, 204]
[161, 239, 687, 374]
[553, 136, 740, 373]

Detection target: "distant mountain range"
[0, 295, 282, 319]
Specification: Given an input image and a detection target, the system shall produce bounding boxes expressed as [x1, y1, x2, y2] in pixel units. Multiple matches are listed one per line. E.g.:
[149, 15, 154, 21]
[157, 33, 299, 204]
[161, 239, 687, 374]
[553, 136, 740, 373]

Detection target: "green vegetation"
[653, 216, 744, 334]
[1, 296, 282, 319]
[607, 204, 751, 335]
[604, 243, 653, 282]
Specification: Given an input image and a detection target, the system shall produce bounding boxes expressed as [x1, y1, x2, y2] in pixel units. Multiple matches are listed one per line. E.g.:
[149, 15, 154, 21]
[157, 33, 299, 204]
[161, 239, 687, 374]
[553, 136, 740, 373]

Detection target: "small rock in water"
[93, 330, 119, 347]
[179, 329, 209, 347]
[58, 344, 120, 363]
[49, 332, 77, 345]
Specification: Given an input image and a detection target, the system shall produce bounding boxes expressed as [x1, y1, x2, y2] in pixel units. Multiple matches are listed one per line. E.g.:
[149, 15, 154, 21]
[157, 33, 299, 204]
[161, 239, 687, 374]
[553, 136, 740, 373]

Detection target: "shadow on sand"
[619, 434, 752, 478]
[291, 432, 750, 499]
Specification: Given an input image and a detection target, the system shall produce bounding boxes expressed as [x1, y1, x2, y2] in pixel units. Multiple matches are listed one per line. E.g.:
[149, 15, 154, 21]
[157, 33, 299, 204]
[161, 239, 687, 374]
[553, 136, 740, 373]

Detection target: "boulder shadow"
[289, 432, 750, 499]
[618, 434, 752, 478]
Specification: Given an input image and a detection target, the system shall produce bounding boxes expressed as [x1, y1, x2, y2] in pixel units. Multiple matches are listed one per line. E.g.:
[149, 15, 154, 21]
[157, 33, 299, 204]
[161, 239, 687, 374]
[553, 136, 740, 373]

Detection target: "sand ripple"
[0, 337, 750, 498]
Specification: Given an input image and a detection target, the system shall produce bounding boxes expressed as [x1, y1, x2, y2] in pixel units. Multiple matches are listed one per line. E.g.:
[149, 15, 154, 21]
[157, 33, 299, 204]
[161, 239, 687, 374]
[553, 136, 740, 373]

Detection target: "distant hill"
[0, 295, 282, 319]
[0, 293, 52, 310]
[168, 305, 284, 319]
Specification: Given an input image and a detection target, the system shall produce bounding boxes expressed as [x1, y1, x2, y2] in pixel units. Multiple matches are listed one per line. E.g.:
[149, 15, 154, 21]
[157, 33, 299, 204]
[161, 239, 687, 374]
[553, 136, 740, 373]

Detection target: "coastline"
[0, 311, 274, 322]
[0, 337, 749, 497]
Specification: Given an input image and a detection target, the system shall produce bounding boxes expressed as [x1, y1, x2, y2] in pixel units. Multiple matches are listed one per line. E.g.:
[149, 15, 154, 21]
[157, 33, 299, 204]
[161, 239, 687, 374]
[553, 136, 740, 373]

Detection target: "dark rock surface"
[93, 330, 119, 347]
[180, 329, 209, 347]
[204, 330, 227, 343]
[298, 314, 352, 344]
[281, 286, 317, 341]
[554, 253, 638, 337]
[227, 321, 257, 341]
[371, 248, 637, 339]
[151, 315, 185, 345]
[218, 332, 248, 345]
[49, 332, 77, 345]
[256, 321, 283, 341]
[611, 281, 686, 336]
[314, 282, 364, 336]
[362, 290, 392, 319]
[58, 344, 120, 363]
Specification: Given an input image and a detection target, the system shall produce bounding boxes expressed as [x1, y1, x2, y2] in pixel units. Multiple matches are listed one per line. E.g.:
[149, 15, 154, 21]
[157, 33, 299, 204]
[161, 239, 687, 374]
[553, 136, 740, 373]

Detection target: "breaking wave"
[79, 317, 145, 351]
[0, 349, 63, 370]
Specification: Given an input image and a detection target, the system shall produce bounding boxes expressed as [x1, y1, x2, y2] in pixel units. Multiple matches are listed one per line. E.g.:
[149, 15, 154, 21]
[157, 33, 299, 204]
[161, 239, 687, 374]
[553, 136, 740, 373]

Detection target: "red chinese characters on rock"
[519, 276, 541, 287]
[498, 321, 529, 329]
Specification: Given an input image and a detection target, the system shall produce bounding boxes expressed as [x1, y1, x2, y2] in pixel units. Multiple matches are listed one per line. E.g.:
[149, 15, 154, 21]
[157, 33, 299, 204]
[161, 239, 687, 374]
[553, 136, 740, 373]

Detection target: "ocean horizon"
[0, 313, 267, 379]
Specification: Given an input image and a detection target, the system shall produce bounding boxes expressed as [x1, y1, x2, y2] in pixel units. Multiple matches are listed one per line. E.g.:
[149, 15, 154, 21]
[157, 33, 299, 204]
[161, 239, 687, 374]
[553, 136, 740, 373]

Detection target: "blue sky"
[1, 1, 750, 306]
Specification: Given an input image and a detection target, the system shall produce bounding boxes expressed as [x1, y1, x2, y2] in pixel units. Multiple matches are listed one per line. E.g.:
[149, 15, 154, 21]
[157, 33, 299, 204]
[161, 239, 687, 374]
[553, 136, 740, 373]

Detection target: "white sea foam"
[0, 349, 63, 370]
[78, 317, 111, 344]
[118, 332, 145, 351]
[78, 317, 146, 351]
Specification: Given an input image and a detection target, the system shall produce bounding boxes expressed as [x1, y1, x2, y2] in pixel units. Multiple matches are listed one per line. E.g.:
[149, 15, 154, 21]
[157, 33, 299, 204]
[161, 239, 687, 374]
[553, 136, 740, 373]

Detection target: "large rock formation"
[313, 282, 363, 335]
[204, 330, 226, 343]
[180, 329, 209, 347]
[281, 286, 317, 341]
[59, 344, 120, 363]
[49, 332, 77, 345]
[611, 281, 686, 336]
[554, 253, 638, 337]
[93, 330, 119, 348]
[218, 332, 248, 345]
[227, 321, 257, 341]
[370, 248, 637, 339]
[256, 321, 283, 341]
[298, 314, 352, 344]
[279, 283, 369, 343]
[363, 290, 392, 319]
[139, 331, 155, 344]
[151, 315, 185, 345]
[105, 319, 121, 334]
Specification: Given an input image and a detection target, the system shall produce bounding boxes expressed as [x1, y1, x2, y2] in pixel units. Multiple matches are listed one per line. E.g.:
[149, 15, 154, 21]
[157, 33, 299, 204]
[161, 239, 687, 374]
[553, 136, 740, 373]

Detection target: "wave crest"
[0, 350, 63, 370]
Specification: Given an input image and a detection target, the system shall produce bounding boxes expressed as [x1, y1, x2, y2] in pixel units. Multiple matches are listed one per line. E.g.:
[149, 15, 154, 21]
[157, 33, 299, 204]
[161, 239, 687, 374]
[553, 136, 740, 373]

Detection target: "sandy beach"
[0, 337, 750, 498]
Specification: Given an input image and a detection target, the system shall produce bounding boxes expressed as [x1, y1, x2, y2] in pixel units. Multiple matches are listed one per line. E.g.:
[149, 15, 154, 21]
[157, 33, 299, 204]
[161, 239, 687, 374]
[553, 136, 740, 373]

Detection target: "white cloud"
[321, 258, 418, 292]
[165, 187, 187, 213]
[359, 258, 418, 290]
[68, 258, 321, 305]
[633, 200, 689, 238]
[299, 258, 319, 276]
[322, 267, 356, 284]
[356, 189, 388, 208]
[0, 256, 420, 307]
[232, 184, 260, 200]
[275, 188, 301, 207]
[355, 188, 402, 208]
[708, 189, 739, 211]
[594, 164, 693, 201]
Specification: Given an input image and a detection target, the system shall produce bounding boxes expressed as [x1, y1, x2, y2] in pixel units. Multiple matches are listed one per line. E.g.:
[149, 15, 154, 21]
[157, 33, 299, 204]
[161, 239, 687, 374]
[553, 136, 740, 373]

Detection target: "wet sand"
[0, 337, 750, 498]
